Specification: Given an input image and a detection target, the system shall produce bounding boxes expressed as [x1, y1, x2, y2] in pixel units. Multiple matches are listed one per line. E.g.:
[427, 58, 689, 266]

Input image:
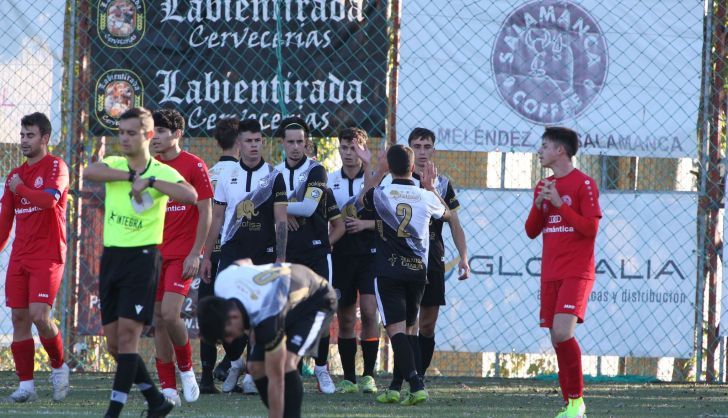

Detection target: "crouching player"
[198, 261, 337, 418]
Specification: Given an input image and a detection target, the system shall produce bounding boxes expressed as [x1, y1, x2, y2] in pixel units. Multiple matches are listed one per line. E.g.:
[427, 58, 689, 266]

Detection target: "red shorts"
[5, 258, 64, 308]
[539, 278, 594, 328]
[155, 258, 192, 302]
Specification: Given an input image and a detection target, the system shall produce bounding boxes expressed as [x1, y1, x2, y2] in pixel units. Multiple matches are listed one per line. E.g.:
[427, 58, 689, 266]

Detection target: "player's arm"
[134, 177, 197, 205]
[82, 161, 130, 182]
[273, 173, 289, 263]
[344, 218, 375, 233]
[421, 162, 451, 221]
[542, 181, 600, 237]
[525, 181, 547, 239]
[357, 147, 387, 208]
[448, 210, 470, 280]
[182, 197, 212, 278]
[328, 216, 345, 246]
[10, 165, 67, 209]
[286, 166, 326, 217]
[0, 187, 15, 252]
[201, 202, 226, 283]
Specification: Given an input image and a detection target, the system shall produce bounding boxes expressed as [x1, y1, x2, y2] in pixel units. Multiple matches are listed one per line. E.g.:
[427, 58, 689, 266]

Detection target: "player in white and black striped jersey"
[356, 144, 451, 406]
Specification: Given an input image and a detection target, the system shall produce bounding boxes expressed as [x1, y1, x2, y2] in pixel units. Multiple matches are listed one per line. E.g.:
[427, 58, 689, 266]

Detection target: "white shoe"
[239, 374, 258, 394]
[314, 365, 335, 394]
[161, 388, 182, 407]
[50, 363, 70, 402]
[179, 370, 200, 402]
[8, 388, 38, 403]
[222, 360, 243, 393]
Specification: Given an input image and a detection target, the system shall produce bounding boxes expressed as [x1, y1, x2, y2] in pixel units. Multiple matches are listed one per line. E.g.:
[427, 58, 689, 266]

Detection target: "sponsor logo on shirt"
[38, 293, 49, 298]
[563, 304, 576, 310]
[547, 215, 562, 224]
[236, 199, 259, 220]
[166, 204, 188, 212]
[543, 225, 575, 233]
[15, 206, 42, 215]
[20, 198, 30, 205]
[389, 189, 421, 202]
[109, 210, 143, 230]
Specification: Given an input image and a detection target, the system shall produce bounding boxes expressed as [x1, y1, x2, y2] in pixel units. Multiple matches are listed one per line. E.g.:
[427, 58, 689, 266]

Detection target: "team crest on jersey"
[97, 0, 146, 49]
[562, 195, 572, 206]
[491, 0, 608, 124]
[95, 69, 144, 130]
[298, 173, 307, 183]
[34, 176, 44, 188]
[236, 199, 259, 220]
[258, 177, 270, 188]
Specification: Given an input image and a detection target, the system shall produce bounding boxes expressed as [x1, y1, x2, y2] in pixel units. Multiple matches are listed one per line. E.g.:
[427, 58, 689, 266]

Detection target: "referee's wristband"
[147, 176, 156, 189]
[128, 170, 136, 182]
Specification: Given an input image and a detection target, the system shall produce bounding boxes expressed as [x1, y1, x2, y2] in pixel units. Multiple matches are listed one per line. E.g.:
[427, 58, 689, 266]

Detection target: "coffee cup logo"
[97, 0, 146, 49]
[492, 0, 608, 124]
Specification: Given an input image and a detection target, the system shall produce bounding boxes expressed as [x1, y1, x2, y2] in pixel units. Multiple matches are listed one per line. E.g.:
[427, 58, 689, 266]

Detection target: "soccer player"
[0, 112, 70, 403]
[83, 107, 197, 418]
[274, 117, 335, 394]
[198, 117, 242, 394]
[198, 260, 337, 418]
[406, 128, 470, 378]
[200, 118, 288, 394]
[357, 144, 450, 406]
[150, 109, 212, 405]
[525, 127, 601, 418]
[327, 128, 380, 394]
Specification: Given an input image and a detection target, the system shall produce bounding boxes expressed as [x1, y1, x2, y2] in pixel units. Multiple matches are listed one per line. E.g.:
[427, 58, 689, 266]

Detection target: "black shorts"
[249, 287, 337, 362]
[288, 254, 330, 282]
[420, 269, 446, 307]
[99, 246, 160, 326]
[374, 276, 425, 327]
[331, 254, 375, 307]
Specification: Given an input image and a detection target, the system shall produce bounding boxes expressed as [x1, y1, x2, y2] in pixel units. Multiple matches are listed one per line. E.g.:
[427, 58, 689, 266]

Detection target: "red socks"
[40, 332, 65, 369]
[173, 339, 193, 372]
[156, 358, 177, 390]
[11, 339, 35, 381]
[555, 337, 583, 399]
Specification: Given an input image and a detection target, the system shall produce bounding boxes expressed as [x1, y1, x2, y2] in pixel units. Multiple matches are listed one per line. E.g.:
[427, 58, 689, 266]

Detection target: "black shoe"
[199, 380, 221, 394]
[213, 361, 230, 382]
[145, 397, 174, 418]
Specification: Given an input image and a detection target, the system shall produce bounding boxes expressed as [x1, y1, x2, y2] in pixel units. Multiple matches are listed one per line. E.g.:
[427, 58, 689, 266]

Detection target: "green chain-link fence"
[1, 0, 727, 384]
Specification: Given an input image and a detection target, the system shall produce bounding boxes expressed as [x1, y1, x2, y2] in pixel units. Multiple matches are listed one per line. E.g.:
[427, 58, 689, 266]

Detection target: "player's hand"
[534, 180, 549, 208]
[354, 141, 372, 166]
[542, 181, 563, 208]
[421, 161, 438, 192]
[344, 217, 363, 233]
[131, 176, 150, 203]
[8, 174, 23, 193]
[287, 215, 299, 231]
[182, 253, 200, 279]
[200, 257, 212, 283]
[457, 256, 471, 281]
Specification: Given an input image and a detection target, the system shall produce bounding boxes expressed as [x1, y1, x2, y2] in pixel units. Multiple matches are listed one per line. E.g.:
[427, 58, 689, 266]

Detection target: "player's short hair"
[278, 116, 309, 139]
[119, 107, 154, 133]
[152, 108, 185, 133]
[21, 112, 52, 138]
[214, 117, 240, 150]
[543, 127, 579, 157]
[238, 118, 262, 134]
[339, 127, 368, 146]
[387, 144, 415, 176]
[197, 296, 249, 345]
[407, 127, 436, 145]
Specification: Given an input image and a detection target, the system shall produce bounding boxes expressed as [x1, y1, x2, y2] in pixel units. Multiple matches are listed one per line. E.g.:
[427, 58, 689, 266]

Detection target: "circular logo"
[491, 0, 608, 124]
[95, 69, 144, 130]
[34, 176, 44, 188]
[97, 0, 146, 49]
[258, 177, 270, 188]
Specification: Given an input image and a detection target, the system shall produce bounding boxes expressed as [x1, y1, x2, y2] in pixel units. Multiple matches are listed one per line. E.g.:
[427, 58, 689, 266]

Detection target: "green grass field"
[0, 372, 727, 417]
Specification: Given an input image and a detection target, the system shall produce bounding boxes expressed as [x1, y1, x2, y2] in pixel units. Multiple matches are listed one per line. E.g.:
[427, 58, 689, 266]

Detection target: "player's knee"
[550, 328, 572, 344]
[30, 310, 52, 328]
[338, 312, 356, 333]
[419, 321, 435, 337]
[11, 310, 30, 326]
[160, 308, 181, 327]
[248, 361, 264, 379]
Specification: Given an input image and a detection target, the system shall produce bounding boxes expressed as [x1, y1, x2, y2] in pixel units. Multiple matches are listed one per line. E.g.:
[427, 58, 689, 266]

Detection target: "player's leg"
[418, 269, 445, 377]
[399, 280, 427, 405]
[332, 253, 358, 392]
[6, 260, 37, 402]
[310, 255, 334, 394]
[215, 251, 246, 388]
[358, 260, 380, 393]
[153, 298, 179, 405]
[550, 279, 593, 418]
[198, 251, 220, 393]
[27, 259, 69, 401]
[159, 259, 199, 402]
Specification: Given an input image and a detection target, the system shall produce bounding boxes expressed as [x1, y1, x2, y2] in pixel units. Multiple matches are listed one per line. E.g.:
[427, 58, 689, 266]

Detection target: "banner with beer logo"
[438, 189, 697, 358]
[90, 0, 387, 137]
[397, 0, 702, 158]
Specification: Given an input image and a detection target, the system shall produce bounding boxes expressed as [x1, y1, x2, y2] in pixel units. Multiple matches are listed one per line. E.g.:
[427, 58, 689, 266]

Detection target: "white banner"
[0, 1, 65, 144]
[397, 0, 702, 158]
[438, 190, 697, 358]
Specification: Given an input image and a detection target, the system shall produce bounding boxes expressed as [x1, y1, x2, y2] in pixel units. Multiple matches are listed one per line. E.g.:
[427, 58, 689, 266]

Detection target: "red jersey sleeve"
[0, 183, 15, 252]
[45, 158, 69, 195]
[578, 178, 602, 219]
[191, 159, 214, 201]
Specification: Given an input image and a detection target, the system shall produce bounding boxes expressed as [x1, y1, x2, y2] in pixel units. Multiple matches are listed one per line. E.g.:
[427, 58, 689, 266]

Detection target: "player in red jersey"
[150, 109, 213, 405]
[525, 127, 601, 418]
[0, 113, 70, 403]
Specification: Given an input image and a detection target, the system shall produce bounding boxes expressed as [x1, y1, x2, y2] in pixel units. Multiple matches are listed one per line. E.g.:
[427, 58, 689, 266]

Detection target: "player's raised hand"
[421, 161, 438, 192]
[8, 174, 23, 193]
[542, 180, 563, 207]
[354, 141, 372, 166]
[534, 180, 549, 207]
[375, 148, 389, 174]
[131, 176, 149, 203]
